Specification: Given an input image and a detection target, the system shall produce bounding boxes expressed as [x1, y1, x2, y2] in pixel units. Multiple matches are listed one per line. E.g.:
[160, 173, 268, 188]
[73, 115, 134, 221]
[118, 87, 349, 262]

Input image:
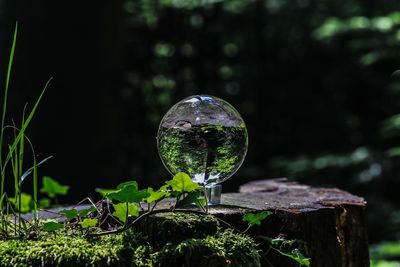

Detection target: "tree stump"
[26, 178, 369, 266]
[209, 178, 369, 267]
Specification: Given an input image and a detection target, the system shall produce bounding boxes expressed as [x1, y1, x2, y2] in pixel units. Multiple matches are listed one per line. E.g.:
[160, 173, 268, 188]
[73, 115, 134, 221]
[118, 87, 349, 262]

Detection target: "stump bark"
[212, 178, 369, 267]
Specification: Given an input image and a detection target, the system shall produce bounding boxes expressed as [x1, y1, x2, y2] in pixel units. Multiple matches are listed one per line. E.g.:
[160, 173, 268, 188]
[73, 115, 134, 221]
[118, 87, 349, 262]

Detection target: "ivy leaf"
[117, 181, 138, 190]
[243, 211, 272, 226]
[176, 190, 204, 208]
[274, 248, 310, 267]
[78, 218, 98, 229]
[167, 172, 199, 192]
[40, 176, 69, 198]
[112, 203, 139, 223]
[95, 188, 116, 197]
[96, 181, 138, 198]
[146, 187, 169, 203]
[39, 198, 51, 208]
[59, 208, 78, 220]
[106, 185, 149, 203]
[78, 207, 97, 217]
[43, 221, 64, 232]
[195, 197, 207, 209]
[9, 193, 32, 213]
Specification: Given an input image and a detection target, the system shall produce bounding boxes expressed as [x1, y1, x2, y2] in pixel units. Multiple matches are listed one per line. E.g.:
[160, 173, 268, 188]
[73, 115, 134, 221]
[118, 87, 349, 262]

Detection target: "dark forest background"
[1, 0, 400, 249]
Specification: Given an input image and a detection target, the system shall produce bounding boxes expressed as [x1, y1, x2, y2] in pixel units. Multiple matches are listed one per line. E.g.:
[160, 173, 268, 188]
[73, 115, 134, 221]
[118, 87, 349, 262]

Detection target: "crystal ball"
[157, 95, 248, 186]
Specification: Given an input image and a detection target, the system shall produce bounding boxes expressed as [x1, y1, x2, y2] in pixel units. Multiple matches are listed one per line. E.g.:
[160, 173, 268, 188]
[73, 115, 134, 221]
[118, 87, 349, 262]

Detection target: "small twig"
[98, 213, 116, 229]
[242, 224, 253, 234]
[138, 202, 145, 212]
[71, 197, 101, 214]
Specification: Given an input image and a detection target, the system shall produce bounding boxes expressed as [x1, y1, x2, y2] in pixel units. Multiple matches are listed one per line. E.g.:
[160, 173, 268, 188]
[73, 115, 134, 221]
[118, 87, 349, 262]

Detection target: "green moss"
[0, 233, 131, 267]
[0, 213, 261, 267]
[142, 212, 219, 247]
[127, 213, 261, 267]
[152, 229, 261, 267]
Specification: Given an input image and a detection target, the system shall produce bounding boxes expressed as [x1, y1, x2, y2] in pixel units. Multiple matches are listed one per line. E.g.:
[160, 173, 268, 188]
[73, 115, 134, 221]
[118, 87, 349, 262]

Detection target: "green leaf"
[107, 185, 149, 203]
[95, 188, 116, 197]
[40, 176, 69, 198]
[78, 207, 97, 217]
[78, 218, 98, 229]
[243, 211, 272, 226]
[117, 181, 138, 190]
[176, 190, 203, 208]
[43, 221, 64, 232]
[112, 203, 139, 223]
[39, 198, 51, 208]
[9, 193, 32, 213]
[195, 197, 206, 208]
[167, 172, 199, 192]
[273, 248, 310, 267]
[59, 208, 78, 220]
[0, 23, 17, 171]
[146, 187, 169, 203]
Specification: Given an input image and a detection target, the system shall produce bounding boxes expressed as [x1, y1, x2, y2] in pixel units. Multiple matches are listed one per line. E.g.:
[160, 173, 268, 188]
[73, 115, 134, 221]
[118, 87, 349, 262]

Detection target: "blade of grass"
[9, 139, 22, 229]
[20, 136, 50, 224]
[18, 105, 27, 186]
[4, 125, 52, 223]
[0, 193, 5, 233]
[0, 22, 18, 208]
[32, 154, 37, 222]
[19, 156, 52, 184]
[1, 77, 53, 191]
[10, 123, 21, 228]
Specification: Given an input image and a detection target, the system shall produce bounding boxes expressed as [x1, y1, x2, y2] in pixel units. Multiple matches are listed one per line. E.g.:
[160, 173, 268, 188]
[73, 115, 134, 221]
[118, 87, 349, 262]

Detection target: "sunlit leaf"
[59, 208, 78, 220]
[117, 181, 138, 190]
[95, 188, 116, 197]
[176, 190, 204, 208]
[243, 211, 272, 226]
[39, 198, 51, 208]
[106, 185, 149, 203]
[78, 207, 97, 217]
[40, 176, 69, 198]
[43, 221, 64, 232]
[167, 172, 199, 192]
[78, 218, 98, 229]
[9, 193, 32, 213]
[146, 187, 169, 203]
[273, 248, 311, 267]
[112, 203, 139, 223]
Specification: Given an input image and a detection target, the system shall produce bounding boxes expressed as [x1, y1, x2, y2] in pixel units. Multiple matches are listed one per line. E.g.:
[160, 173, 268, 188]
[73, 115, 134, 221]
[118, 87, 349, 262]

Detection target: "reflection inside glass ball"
[157, 95, 248, 186]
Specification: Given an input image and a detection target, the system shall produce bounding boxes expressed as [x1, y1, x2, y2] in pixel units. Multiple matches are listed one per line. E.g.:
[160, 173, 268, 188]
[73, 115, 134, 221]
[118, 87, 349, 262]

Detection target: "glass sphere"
[157, 95, 248, 186]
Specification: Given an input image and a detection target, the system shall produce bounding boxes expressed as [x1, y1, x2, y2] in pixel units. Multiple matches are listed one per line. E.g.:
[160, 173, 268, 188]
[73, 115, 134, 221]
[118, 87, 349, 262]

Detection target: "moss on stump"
[0, 234, 130, 267]
[0, 212, 261, 267]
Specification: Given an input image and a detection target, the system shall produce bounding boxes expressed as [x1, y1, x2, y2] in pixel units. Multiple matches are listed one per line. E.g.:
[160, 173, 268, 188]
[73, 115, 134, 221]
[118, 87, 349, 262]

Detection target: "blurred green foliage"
[119, 0, 400, 244]
[371, 242, 400, 266]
